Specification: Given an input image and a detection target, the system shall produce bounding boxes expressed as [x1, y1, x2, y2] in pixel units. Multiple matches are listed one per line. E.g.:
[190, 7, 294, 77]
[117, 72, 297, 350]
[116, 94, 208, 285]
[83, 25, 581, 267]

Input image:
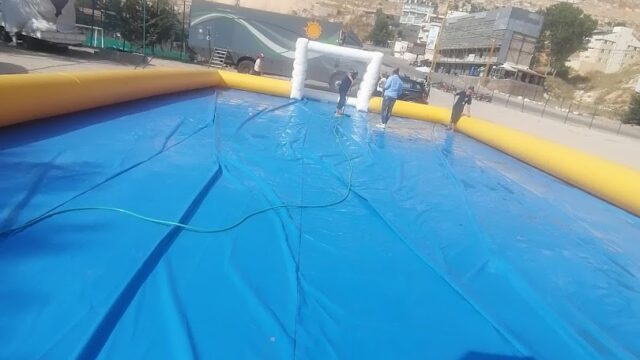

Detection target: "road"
[489, 92, 640, 139]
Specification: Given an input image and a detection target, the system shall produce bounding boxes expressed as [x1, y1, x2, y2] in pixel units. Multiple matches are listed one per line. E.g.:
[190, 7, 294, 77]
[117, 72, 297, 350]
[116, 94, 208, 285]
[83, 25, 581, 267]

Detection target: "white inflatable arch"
[290, 38, 383, 112]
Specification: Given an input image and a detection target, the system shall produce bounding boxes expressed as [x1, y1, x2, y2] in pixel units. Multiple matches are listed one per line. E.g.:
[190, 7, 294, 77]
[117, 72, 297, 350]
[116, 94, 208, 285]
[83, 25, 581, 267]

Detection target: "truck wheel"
[329, 72, 346, 93]
[237, 60, 254, 74]
[0, 28, 12, 43]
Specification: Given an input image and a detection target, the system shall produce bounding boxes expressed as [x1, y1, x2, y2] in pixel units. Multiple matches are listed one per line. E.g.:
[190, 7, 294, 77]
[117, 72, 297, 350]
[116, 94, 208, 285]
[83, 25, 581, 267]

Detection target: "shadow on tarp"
[0, 88, 216, 151]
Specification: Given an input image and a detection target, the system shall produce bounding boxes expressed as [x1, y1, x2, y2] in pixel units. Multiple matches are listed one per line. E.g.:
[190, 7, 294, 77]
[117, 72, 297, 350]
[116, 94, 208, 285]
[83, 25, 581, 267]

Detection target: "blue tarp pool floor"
[1, 89, 639, 359]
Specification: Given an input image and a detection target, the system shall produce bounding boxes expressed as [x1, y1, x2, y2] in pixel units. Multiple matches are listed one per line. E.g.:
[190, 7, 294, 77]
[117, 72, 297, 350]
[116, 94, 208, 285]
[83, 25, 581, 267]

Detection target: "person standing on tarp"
[377, 68, 403, 129]
[448, 86, 474, 130]
[335, 70, 358, 116]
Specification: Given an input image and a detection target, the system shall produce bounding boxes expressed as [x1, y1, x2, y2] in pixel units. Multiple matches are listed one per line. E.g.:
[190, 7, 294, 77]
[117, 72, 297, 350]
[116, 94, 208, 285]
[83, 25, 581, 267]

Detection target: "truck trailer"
[188, 1, 366, 92]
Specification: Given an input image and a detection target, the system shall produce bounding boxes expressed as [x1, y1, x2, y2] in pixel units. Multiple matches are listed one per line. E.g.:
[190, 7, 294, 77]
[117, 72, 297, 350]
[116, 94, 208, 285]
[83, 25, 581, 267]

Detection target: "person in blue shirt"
[335, 70, 358, 116]
[378, 68, 403, 129]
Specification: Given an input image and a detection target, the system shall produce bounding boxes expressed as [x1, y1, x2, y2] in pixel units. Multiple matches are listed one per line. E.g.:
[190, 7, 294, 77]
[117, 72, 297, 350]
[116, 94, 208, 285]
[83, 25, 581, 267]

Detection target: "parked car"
[374, 76, 427, 104]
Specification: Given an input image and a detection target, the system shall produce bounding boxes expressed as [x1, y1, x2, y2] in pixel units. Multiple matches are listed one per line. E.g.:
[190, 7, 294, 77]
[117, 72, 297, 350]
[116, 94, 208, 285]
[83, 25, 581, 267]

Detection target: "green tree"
[538, 3, 597, 74]
[146, 0, 180, 51]
[368, 9, 393, 47]
[623, 93, 640, 125]
[90, 0, 178, 52]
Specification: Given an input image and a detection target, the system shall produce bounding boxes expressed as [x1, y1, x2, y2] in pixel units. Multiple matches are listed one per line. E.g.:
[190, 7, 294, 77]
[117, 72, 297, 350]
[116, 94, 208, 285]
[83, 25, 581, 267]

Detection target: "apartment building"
[399, 0, 435, 26]
[435, 6, 544, 82]
[568, 27, 640, 74]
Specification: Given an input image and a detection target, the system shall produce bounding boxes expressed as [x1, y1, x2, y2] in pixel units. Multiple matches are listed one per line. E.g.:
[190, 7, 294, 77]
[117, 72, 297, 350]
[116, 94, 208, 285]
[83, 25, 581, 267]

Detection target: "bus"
[188, 1, 366, 92]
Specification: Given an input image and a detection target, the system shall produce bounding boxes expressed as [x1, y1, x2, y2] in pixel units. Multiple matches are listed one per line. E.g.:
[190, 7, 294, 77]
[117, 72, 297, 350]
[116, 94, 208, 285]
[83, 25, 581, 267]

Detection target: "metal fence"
[75, 2, 191, 62]
[428, 73, 640, 139]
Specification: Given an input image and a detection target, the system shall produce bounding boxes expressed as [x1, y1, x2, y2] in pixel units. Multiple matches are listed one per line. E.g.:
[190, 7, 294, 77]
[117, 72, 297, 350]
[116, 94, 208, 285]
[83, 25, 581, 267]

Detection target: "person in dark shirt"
[423, 75, 431, 104]
[338, 26, 347, 46]
[448, 86, 474, 130]
[335, 71, 358, 116]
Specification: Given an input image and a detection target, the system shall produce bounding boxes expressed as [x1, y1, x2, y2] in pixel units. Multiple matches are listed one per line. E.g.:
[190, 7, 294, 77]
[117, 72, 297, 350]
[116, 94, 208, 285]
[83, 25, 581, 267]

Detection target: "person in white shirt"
[377, 72, 388, 95]
[253, 53, 264, 76]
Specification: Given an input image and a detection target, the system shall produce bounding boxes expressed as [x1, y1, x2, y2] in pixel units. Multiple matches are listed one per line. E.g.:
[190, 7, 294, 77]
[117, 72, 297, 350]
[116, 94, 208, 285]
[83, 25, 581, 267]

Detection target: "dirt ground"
[1, 45, 639, 170]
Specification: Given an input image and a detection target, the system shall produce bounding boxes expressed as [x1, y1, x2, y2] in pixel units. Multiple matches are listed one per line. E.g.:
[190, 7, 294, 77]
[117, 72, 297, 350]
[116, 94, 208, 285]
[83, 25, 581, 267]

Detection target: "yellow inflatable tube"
[1, 68, 638, 216]
[0, 68, 220, 127]
[456, 116, 640, 216]
[369, 97, 450, 125]
[374, 99, 640, 216]
[216, 70, 291, 97]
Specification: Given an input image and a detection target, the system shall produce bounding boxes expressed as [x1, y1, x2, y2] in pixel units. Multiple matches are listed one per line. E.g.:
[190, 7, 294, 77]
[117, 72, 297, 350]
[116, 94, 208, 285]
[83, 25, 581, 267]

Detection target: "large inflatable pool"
[1, 88, 639, 359]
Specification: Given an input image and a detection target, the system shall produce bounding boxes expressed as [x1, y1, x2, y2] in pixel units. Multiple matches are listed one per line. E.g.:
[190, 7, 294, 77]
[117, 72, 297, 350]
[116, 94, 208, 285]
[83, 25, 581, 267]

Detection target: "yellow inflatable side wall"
[1, 69, 638, 216]
[456, 117, 640, 216]
[216, 70, 291, 97]
[0, 68, 220, 127]
[373, 98, 640, 216]
[369, 97, 450, 125]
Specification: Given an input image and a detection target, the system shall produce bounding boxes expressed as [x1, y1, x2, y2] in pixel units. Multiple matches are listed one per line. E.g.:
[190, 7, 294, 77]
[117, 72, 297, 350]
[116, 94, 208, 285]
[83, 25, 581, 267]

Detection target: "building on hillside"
[399, 0, 435, 26]
[434, 6, 545, 84]
[567, 27, 640, 74]
[417, 11, 467, 63]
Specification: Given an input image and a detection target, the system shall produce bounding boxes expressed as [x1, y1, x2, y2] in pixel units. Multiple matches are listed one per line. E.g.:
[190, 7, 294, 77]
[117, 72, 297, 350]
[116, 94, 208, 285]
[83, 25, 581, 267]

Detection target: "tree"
[145, 0, 180, 51]
[623, 93, 640, 125]
[93, 0, 178, 52]
[368, 8, 393, 47]
[538, 3, 597, 74]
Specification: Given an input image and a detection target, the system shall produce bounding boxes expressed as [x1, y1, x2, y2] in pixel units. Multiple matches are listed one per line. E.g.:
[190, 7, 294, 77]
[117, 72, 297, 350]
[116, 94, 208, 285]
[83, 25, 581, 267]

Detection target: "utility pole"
[142, 0, 146, 56]
[482, 39, 496, 84]
[181, 0, 187, 59]
[90, 0, 96, 47]
[428, 0, 449, 77]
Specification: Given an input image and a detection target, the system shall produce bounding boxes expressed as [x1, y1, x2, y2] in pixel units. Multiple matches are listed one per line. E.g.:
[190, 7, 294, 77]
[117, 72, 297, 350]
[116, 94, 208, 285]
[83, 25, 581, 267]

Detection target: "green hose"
[1, 115, 354, 237]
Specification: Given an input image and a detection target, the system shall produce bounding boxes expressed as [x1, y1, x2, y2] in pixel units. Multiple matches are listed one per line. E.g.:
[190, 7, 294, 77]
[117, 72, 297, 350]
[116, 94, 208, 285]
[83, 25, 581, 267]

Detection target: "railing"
[429, 72, 640, 139]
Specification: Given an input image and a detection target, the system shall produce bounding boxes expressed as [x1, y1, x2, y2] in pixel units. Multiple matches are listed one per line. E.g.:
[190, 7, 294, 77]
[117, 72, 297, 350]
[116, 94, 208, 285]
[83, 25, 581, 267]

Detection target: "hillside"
[213, 0, 303, 13]
[540, 60, 639, 119]
[450, 0, 640, 34]
[226, 0, 640, 35]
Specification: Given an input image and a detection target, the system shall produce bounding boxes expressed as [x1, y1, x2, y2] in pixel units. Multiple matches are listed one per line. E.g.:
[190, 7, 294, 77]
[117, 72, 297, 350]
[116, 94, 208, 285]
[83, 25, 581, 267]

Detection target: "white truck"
[0, 0, 84, 48]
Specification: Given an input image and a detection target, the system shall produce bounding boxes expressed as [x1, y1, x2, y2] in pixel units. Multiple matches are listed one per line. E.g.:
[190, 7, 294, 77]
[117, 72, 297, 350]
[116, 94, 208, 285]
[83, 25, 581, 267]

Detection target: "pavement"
[0, 44, 202, 73]
[429, 89, 640, 170]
